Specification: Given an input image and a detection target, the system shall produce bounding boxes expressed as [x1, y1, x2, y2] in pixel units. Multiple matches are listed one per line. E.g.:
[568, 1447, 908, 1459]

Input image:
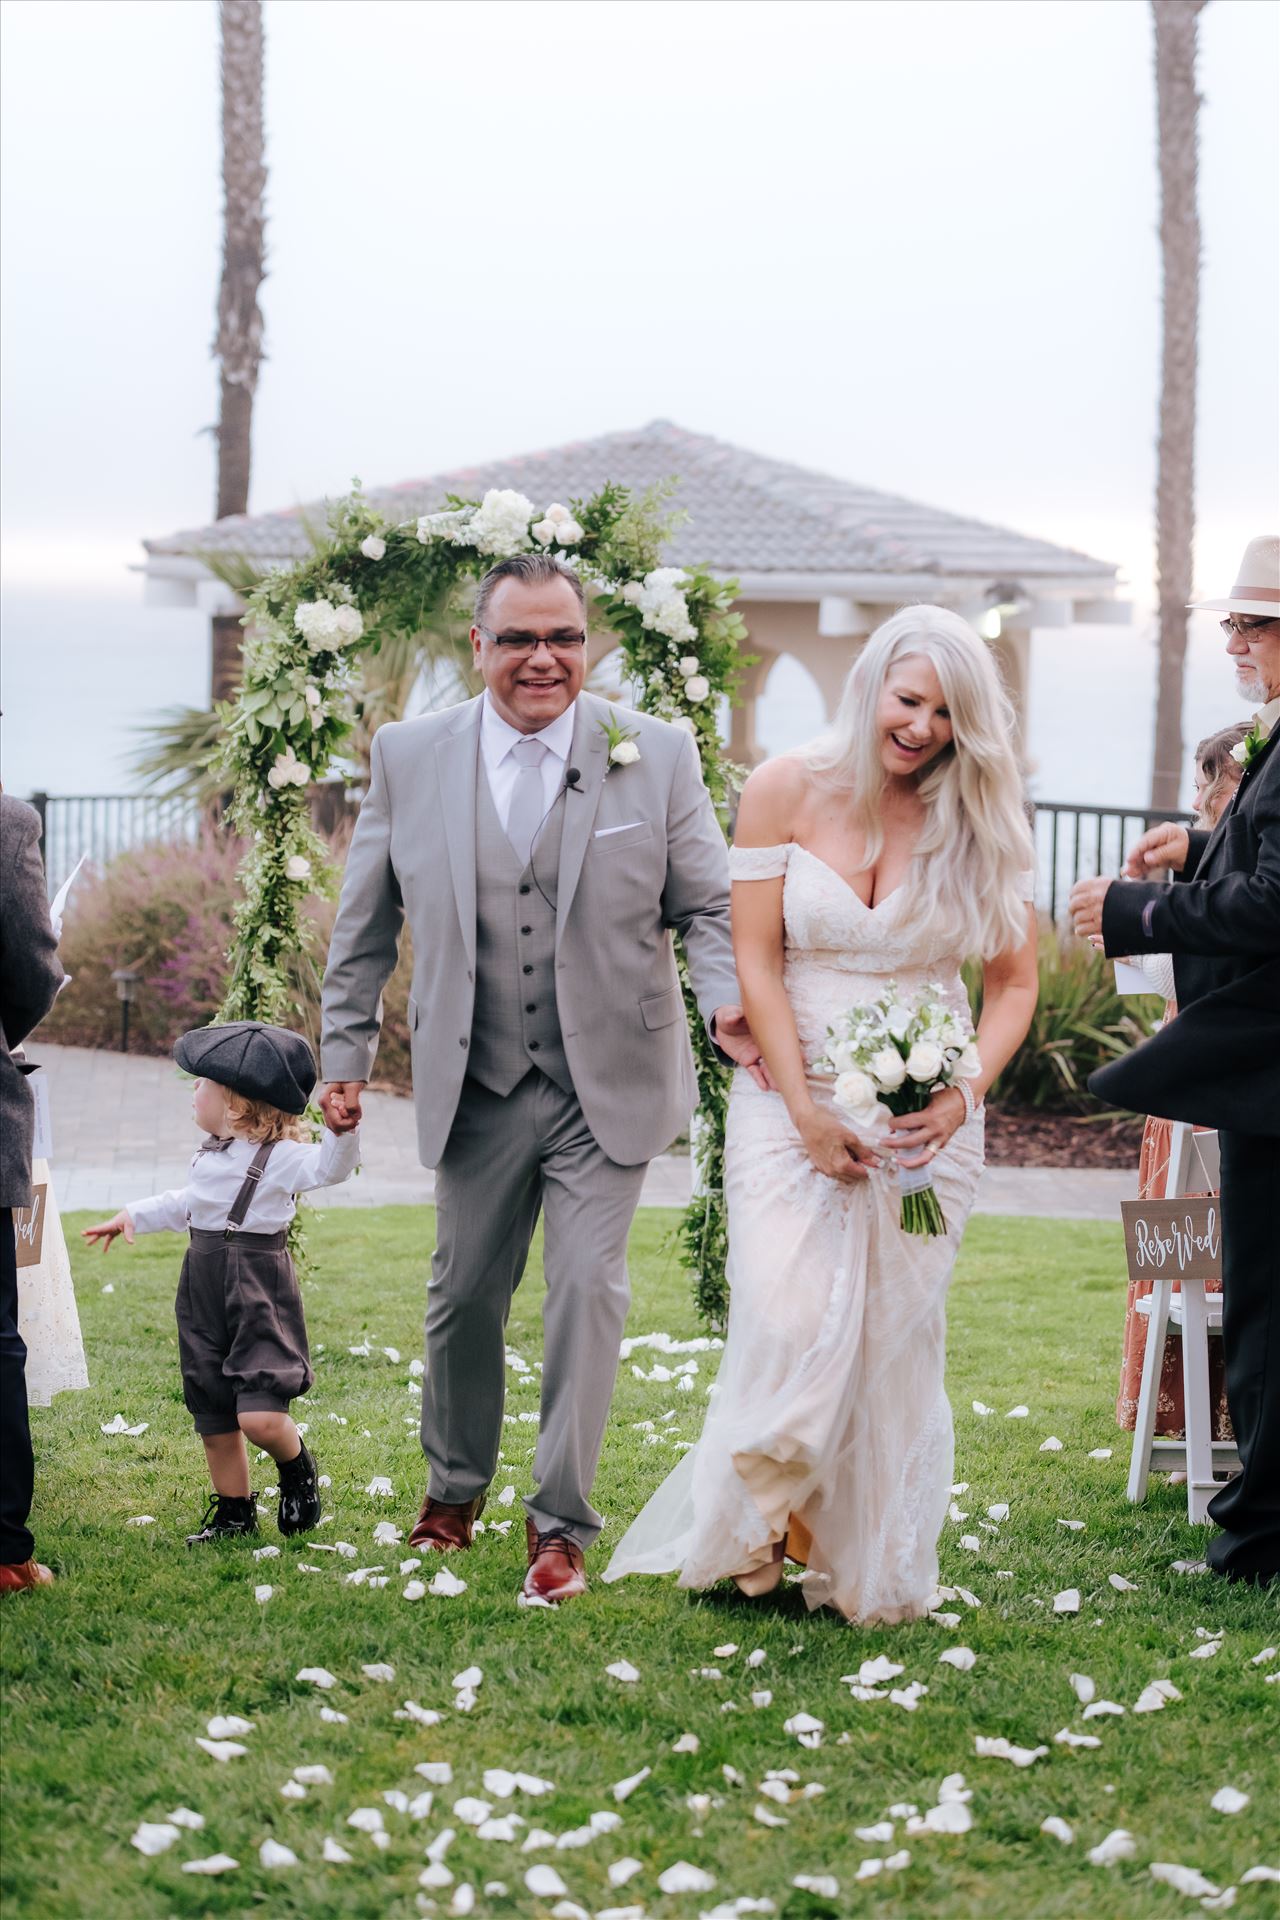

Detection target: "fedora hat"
[1188, 534, 1280, 617]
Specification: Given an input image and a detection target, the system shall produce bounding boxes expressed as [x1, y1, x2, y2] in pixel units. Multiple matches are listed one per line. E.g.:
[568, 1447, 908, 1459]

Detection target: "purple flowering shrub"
[42, 833, 413, 1092]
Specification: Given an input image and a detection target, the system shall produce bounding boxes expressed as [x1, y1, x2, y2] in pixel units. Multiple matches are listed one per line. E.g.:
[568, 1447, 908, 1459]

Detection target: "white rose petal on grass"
[453, 1798, 493, 1828]
[606, 1660, 641, 1684]
[1189, 1640, 1223, 1662]
[428, 1567, 467, 1597]
[1054, 1728, 1102, 1749]
[1241, 1867, 1280, 1884]
[166, 1808, 205, 1831]
[1069, 1673, 1096, 1706]
[657, 1862, 716, 1894]
[372, 1521, 402, 1547]
[1108, 1573, 1139, 1591]
[1039, 1436, 1064, 1452]
[1134, 1678, 1182, 1713]
[1087, 1829, 1136, 1866]
[754, 1803, 788, 1828]
[293, 1765, 334, 1787]
[181, 1853, 239, 1875]
[347, 1807, 386, 1834]
[279, 1780, 307, 1801]
[206, 1714, 254, 1738]
[420, 1863, 455, 1890]
[1053, 1589, 1081, 1614]
[972, 1401, 995, 1416]
[1041, 1816, 1075, 1844]
[365, 1476, 394, 1497]
[253, 1584, 274, 1604]
[611, 1767, 651, 1803]
[131, 1822, 181, 1856]
[855, 1822, 895, 1843]
[296, 1667, 337, 1690]
[974, 1737, 1048, 1767]
[260, 1839, 298, 1869]
[671, 1732, 700, 1753]
[608, 1858, 644, 1889]
[525, 1864, 569, 1898]
[939, 1647, 977, 1672]
[1006, 1405, 1030, 1419]
[322, 1836, 354, 1863]
[1082, 1700, 1126, 1720]
[987, 1503, 1010, 1522]
[1057, 1520, 1086, 1532]
[101, 1415, 149, 1436]
[196, 1738, 247, 1762]
[252, 1544, 280, 1562]
[1087, 1448, 1113, 1460]
[1150, 1863, 1221, 1898]
[126, 1514, 155, 1527]
[402, 1580, 427, 1600]
[1211, 1787, 1250, 1815]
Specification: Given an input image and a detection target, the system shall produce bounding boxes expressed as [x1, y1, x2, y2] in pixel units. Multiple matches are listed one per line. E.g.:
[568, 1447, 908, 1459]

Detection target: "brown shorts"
[175, 1228, 314, 1436]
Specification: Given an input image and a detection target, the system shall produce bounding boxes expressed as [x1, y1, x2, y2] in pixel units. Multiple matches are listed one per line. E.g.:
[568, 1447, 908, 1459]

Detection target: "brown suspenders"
[224, 1141, 277, 1240]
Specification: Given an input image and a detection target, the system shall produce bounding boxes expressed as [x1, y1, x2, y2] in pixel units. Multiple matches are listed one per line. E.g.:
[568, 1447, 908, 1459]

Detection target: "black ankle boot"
[277, 1442, 321, 1536]
[186, 1492, 258, 1546]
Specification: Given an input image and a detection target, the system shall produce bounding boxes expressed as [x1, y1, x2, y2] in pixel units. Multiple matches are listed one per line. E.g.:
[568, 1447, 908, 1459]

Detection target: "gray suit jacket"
[0, 796, 65, 1208]
[321, 693, 739, 1167]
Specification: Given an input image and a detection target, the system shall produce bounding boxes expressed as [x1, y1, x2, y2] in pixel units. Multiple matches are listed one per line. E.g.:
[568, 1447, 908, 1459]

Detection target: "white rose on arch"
[360, 535, 386, 561]
[621, 581, 645, 605]
[683, 675, 711, 703]
[267, 747, 311, 791]
[284, 855, 312, 882]
[678, 657, 700, 678]
[554, 518, 584, 546]
[531, 518, 558, 547]
[671, 715, 698, 736]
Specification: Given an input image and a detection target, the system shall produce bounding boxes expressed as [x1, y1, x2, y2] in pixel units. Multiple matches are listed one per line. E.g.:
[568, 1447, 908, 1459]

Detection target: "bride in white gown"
[605, 607, 1039, 1624]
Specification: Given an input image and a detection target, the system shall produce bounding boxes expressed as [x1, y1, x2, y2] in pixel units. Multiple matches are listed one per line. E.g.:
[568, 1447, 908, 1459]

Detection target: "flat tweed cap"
[173, 1022, 317, 1114]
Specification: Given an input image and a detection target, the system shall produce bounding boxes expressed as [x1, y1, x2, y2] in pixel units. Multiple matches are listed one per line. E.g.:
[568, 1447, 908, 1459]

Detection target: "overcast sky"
[1, 0, 1277, 798]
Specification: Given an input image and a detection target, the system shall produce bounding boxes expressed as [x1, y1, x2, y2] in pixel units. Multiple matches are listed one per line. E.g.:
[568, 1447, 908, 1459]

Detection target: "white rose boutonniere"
[1234, 713, 1273, 772]
[598, 713, 641, 770]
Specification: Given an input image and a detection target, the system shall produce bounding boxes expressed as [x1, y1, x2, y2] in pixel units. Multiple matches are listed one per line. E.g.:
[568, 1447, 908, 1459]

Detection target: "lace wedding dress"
[605, 843, 1021, 1624]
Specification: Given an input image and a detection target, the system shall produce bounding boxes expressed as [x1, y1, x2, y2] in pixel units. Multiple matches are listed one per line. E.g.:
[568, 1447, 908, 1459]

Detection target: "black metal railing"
[1031, 800, 1196, 921]
[27, 788, 1195, 919]
[29, 791, 206, 896]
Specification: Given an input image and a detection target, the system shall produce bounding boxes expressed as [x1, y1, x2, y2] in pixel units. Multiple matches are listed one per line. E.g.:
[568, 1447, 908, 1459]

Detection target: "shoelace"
[534, 1529, 578, 1558]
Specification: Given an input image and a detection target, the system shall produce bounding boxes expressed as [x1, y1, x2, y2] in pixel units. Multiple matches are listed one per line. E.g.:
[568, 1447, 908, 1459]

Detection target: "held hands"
[80, 1210, 135, 1251]
[319, 1081, 366, 1134]
[887, 1086, 968, 1169]
[1068, 875, 1112, 940]
[799, 1108, 882, 1183]
[712, 1005, 775, 1092]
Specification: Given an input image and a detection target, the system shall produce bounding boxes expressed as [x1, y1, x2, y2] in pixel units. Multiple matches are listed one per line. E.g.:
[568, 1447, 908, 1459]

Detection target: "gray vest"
[467, 756, 573, 1098]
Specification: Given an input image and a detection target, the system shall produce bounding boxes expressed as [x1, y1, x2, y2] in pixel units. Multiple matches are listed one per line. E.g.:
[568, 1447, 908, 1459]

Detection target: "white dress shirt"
[126, 1128, 361, 1236]
[479, 693, 578, 831]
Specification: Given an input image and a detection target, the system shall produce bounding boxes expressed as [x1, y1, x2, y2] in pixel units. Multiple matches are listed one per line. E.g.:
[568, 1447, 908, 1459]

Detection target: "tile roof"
[144, 419, 1117, 585]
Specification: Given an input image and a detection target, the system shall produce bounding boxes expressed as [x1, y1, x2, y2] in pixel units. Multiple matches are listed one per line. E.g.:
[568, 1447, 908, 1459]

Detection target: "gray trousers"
[424, 1071, 647, 1546]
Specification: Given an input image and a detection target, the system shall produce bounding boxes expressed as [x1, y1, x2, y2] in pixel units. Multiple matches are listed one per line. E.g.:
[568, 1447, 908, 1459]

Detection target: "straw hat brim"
[1187, 594, 1280, 616]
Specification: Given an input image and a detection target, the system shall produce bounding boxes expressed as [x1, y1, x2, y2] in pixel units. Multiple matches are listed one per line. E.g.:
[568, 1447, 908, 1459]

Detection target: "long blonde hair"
[801, 605, 1033, 958]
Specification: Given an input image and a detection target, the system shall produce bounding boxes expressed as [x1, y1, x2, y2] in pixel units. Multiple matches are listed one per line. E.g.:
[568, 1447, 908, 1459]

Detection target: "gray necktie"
[506, 737, 549, 867]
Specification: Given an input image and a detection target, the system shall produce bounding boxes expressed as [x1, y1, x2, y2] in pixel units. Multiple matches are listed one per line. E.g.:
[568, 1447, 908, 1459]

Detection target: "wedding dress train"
[604, 842, 1009, 1624]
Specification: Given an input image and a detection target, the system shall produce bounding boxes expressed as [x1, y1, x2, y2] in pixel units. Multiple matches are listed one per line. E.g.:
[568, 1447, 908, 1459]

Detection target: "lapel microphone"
[565, 766, 582, 792]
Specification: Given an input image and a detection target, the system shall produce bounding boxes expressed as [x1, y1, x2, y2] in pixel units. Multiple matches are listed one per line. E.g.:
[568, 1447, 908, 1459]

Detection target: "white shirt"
[126, 1128, 361, 1236]
[479, 693, 578, 831]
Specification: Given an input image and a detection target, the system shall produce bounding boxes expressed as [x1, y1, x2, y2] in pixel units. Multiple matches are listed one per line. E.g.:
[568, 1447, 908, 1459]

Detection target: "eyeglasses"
[476, 624, 587, 655]
[1220, 615, 1279, 637]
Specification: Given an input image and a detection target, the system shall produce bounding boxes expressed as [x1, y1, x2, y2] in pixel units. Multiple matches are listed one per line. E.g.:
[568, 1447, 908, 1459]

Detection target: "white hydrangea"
[620, 581, 645, 605]
[466, 489, 537, 558]
[360, 535, 386, 561]
[624, 567, 697, 647]
[294, 598, 363, 654]
[267, 747, 311, 791]
[416, 507, 469, 545]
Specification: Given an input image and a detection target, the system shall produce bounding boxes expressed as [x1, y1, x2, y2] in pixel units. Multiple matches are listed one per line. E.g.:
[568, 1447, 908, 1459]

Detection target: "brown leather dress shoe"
[522, 1518, 587, 1603]
[0, 1559, 55, 1593]
[408, 1492, 486, 1552]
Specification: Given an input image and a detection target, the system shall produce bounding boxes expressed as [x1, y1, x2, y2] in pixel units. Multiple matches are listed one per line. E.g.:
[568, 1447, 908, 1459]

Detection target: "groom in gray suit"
[319, 553, 760, 1601]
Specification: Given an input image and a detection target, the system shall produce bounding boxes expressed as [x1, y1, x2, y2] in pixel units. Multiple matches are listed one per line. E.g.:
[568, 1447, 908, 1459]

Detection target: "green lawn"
[2, 1209, 1276, 1920]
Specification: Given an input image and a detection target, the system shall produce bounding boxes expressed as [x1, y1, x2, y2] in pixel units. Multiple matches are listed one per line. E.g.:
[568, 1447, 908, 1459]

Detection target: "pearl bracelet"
[958, 1079, 979, 1124]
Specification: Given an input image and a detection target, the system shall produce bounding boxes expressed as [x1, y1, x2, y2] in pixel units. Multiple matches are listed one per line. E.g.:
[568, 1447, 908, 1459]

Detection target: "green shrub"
[42, 835, 415, 1094]
[964, 929, 1164, 1113]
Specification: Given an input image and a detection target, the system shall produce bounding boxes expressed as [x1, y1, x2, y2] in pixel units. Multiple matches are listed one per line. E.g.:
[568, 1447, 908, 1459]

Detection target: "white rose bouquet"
[813, 980, 980, 1236]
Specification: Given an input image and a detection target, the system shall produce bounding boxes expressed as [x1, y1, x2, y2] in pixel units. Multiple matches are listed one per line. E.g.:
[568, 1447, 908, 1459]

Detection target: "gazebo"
[140, 419, 1127, 766]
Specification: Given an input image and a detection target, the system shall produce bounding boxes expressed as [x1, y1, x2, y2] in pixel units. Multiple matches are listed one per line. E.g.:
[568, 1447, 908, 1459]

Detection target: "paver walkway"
[33, 1043, 1135, 1221]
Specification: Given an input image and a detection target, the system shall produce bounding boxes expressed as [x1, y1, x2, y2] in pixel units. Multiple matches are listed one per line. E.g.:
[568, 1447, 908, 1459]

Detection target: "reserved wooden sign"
[13, 1184, 47, 1269]
[1121, 1196, 1222, 1284]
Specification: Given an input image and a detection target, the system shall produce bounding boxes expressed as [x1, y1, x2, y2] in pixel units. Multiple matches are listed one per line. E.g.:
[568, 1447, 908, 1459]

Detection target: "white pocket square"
[594, 821, 646, 837]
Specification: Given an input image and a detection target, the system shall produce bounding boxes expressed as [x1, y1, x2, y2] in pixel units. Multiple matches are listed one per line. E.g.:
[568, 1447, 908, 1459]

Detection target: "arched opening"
[755, 653, 827, 760]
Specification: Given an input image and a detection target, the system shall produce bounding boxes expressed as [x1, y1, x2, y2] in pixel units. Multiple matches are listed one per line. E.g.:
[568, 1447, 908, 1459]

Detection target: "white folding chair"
[1126, 1124, 1239, 1523]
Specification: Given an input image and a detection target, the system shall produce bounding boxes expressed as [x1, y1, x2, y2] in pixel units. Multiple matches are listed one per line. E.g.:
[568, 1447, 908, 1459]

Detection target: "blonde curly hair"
[222, 1089, 310, 1145]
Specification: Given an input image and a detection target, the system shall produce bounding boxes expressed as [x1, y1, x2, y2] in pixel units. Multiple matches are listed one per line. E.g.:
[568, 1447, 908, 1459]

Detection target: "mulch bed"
[983, 1102, 1145, 1169]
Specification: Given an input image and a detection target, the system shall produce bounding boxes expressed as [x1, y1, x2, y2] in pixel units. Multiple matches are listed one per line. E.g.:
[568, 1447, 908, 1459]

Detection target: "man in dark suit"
[0, 792, 65, 1594]
[1069, 535, 1280, 1585]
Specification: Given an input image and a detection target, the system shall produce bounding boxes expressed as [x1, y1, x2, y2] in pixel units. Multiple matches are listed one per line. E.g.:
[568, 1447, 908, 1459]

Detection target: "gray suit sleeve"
[320, 729, 404, 1083]
[660, 732, 739, 1037]
[0, 800, 64, 1049]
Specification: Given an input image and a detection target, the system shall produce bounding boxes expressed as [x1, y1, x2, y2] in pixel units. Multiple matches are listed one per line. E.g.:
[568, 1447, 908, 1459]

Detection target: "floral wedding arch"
[216, 481, 748, 1324]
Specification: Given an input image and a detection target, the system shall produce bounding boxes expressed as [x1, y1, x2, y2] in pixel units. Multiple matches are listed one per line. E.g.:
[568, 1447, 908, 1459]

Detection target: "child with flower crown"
[82, 1022, 359, 1544]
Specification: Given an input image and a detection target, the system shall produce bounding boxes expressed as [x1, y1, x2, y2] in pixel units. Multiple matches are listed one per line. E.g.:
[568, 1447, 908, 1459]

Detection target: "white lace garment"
[605, 843, 1031, 1623]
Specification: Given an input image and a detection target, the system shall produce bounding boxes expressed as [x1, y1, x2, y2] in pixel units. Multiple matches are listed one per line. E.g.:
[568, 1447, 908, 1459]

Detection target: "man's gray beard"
[1235, 666, 1269, 704]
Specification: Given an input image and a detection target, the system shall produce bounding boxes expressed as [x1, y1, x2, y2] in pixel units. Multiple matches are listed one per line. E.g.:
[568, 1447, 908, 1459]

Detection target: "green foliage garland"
[217, 480, 747, 1325]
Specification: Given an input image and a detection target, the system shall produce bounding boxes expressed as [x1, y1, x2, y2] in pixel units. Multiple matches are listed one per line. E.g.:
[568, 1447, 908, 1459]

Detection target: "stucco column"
[727, 649, 777, 768]
[990, 626, 1031, 757]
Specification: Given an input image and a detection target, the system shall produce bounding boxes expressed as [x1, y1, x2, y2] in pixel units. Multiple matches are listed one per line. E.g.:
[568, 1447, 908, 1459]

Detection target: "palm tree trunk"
[1149, 0, 1207, 812]
[211, 0, 266, 704]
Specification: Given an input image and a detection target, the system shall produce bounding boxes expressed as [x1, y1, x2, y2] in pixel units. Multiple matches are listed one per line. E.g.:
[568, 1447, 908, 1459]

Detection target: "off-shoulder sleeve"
[729, 843, 791, 881]
[1016, 868, 1036, 902]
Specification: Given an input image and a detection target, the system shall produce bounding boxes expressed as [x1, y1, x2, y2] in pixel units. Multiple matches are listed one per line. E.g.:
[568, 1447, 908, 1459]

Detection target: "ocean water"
[0, 585, 1248, 819]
